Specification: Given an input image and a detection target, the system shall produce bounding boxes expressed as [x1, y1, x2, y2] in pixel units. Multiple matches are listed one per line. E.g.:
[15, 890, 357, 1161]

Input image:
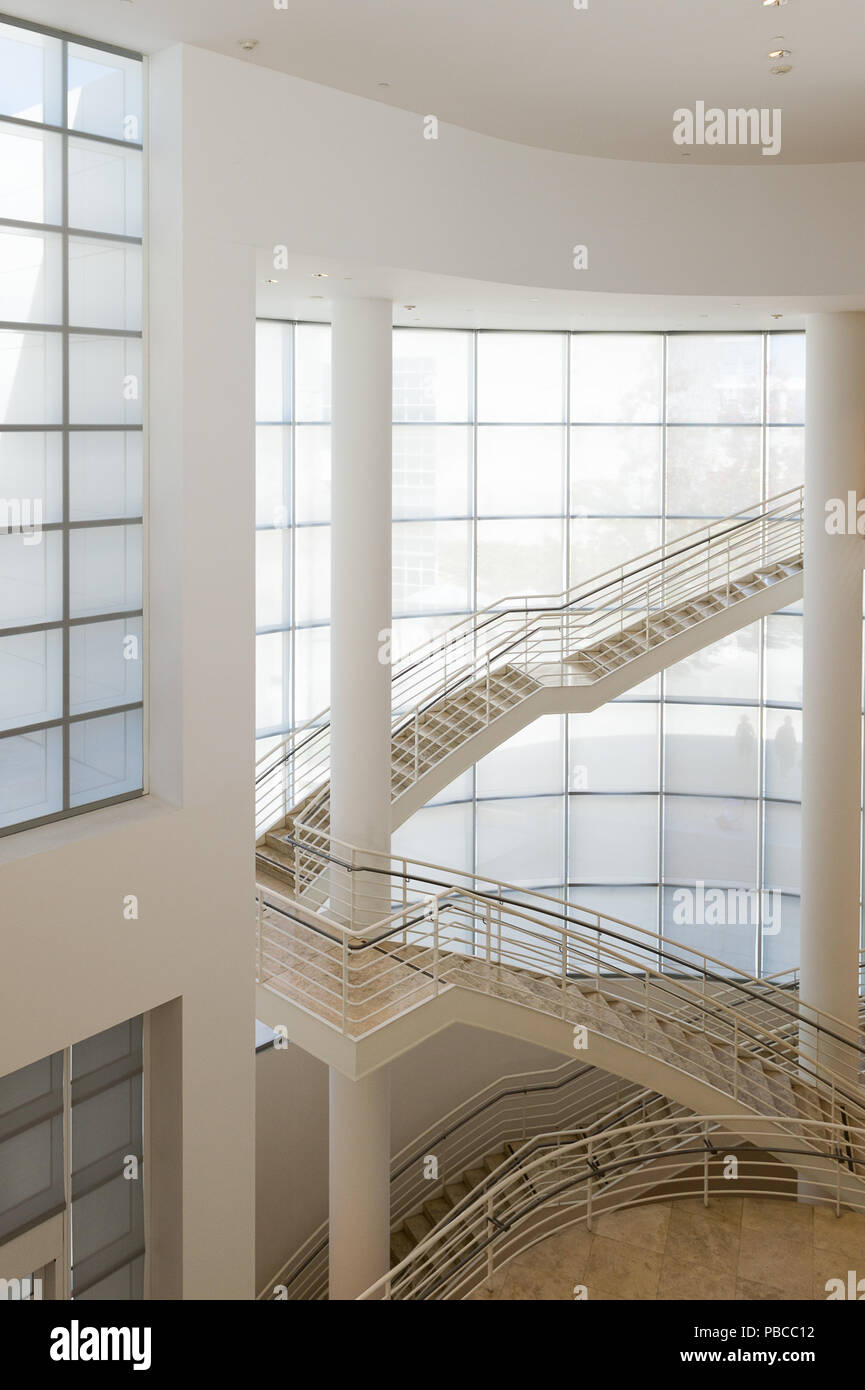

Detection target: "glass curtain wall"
[255, 325, 807, 977]
[0, 17, 145, 834]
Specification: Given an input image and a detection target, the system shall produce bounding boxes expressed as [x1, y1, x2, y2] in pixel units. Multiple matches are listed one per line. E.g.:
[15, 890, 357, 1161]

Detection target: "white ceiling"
[10, 0, 865, 164]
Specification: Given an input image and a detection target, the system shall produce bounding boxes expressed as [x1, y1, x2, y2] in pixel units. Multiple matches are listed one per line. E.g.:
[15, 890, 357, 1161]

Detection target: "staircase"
[256, 488, 804, 893]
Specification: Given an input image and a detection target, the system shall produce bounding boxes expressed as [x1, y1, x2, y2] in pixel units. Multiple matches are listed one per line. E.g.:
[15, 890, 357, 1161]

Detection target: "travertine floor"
[467, 1198, 865, 1301]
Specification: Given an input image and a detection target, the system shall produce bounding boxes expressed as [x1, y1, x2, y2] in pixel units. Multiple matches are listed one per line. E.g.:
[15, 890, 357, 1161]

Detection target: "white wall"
[0, 44, 257, 1299]
[179, 44, 865, 301]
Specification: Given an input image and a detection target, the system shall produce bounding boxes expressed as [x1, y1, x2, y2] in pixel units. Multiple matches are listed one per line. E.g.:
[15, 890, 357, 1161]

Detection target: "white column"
[329, 1067, 391, 1300]
[800, 313, 865, 1066]
[328, 298, 393, 1298]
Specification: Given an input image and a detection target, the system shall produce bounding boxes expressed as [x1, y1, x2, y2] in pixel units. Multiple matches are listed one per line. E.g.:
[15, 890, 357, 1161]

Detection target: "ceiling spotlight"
[768, 46, 791, 57]
[770, 63, 793, 74]
[762, 1, 787, 7]
[238, 39, 259, 51]
[403, 304, 416, 310]
[264, 278, 278, 284]
[378, 82, 391, 88]
[311, 272, 328, 278]
[771, 313, 784, 319]
[309, 295, 324, 300]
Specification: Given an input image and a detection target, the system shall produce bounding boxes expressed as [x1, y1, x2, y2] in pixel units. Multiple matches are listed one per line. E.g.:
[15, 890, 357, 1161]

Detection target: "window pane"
[393, 800, 474, 873]
[68, 138, 142, 237]
[569, 795, 659, 883]
[294, 324, 330, 421]
[69, 335, 142, 426]
[767, 427, 804, 496]
[256, 322, 291, 423]
[0, 725, 62, 826]
[393, 425, 471, 519]
[666, 334, 762, 424]
[570, 334, 663, 423]
[477, 333, 566, 424]
[256, 631, 291, 734]
[767, 334, 805, 425]
[476, 795, 564, 888]
[69, 617, 142, 716]
[476, 518, 563, 607]
[293, 626, 329, 723]
[665, 704, 759, 798]
[68, 238, 142, 332]
[256, 528, 291, 629]
[0, 530, 62, 628]
[0, 227, 62, 324]
[69, 707, 143, 805]
[477, 716, 565, 798]
[393, 520, 470, 616]
[570, 426, 662, 516]
[0, 124, 62, 224]
[69, 431, 142, 521]
[0, 628, 62, 731]
[663, 795, 758, 886]
[765, 614, 802, 705]
[764, 708, 801, 801]
[294, 526, 330, 624]
[569, 704, 659, 793]
[477, 426, 565, 517]
[569, 517, 659, 586]
[0, 431, 63, 524]
[665, 624, 760, 703]
[69, 524, 142, 619]
[0, 22, 62, 124]
[255, 426, 291, 529]
[67, 44, 142, 143]
[295, 426, 331, 525]
[662, 885, 756, 979]
[761, 893, 799, 975]
[393, 329, 471, 423]
[666, 426, 762, 517]
[764, 800, 800, 896]
[0, 330, 62, 425]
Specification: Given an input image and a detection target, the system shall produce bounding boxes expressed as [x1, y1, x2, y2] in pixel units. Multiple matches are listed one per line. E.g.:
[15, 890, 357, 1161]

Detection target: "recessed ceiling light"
[771, 313, 784, 319]
[309, 295, 324, 300]
[311, 272, 328, 278]
[238, 39, 259, 51]
[264, 278, 278, 284]
[770, 63, 793, 74]
[403, 304, 416, 310]
[768, 46, 791, 58]
[763, 1, 787, 8]
[378, 82, 390, 88]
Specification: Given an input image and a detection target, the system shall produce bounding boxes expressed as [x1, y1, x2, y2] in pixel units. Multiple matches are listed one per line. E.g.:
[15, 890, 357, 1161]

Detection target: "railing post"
[586, 1139, 593, 1231]
[596, 928, 601, 991]
[485, 901, 492, 964]
[486, 655, 491, 725]
[733, 1019, 739, 1100]
[486, 1196, 495, 1289]
[414, 710, 419, 783]
[703, 1121, 710, 1207]
[644, 971, 650, 1051]
[342, 933, 349, 1035]
[256, 892, 262, 984]
[433, 899, 440, 995]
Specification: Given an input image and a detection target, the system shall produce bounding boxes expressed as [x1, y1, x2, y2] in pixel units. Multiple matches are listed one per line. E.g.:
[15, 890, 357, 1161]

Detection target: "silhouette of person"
[774, 713, 797, 779]
[735, 713, 756, 764]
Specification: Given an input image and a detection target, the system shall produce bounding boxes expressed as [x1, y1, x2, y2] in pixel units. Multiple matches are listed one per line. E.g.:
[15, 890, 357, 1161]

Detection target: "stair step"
[390, 1228, 415, 1265]
[403, 1212, 433, 1245]
[423, 1196, 453, 1226]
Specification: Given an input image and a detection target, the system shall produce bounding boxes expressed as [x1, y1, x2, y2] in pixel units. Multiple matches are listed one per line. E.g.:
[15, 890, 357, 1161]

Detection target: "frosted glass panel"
[477, 334, 566, 423]
[0, 628, 62, 731]
[0, 530, 62, 628]
[476, 518, 563, 606]
[764, 708, 801, 801]
[0, 227, 62, 324]
[0, 22, 62, 124]
[570, 334, 663, 424]
[295, 425, 331, 524]
[569, 704, 659, 793]
[761, 894, 800, 976]
[295, 324, 331, 421]
[765, 615, 802, 704]
[764, 800, 800, 895]
[665, 704, 759, 798]
[0, 124, 62, 223]
[70, 617, 142, 716]
[392, 801, 473, 873]
[67, 45, 142, 142]
[476, 796, 564, 888]
[662, 887, 756, 979]
[666, 335, 762, 423]
[665, 625, 759, 703]
[393, 426, 471, 519]
[477, 426, 565, 517]
[68, 138, 141, 237]
[69, 335, 142, 425]
[569, 517, 659, 585]
[569, 795, 658, 883]
[69, 524, 142, 618]
[256, 631, 290, 733]
[69, 707, 143, 805]
[767, 427, 804, 495]
[477, 716, 565, 798]
[0, 725, 62, 826]
[294, 526, 330, 624]
[0, 330, 62, 425]
[663, 796, 758, 886]
[0, 431, 63, 525]
[256, 426, 291, 528]
[393, 329, 472, 423]
[666, 427, 762, 516]
[393, 520, 471, 615]
[256, 528, 291, 630]
[69, 431, 142, 521]
[767, 334, 805, 425]
[569, 884, 660, 951]
[293, 626, 329, 723]
[256, 322, 291, 422]
[68, 238, 142, 331]
[570, 426, 662, 516]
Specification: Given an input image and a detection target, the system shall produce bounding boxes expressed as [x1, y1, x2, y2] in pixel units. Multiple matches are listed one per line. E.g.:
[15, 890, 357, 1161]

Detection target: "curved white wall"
[178, 45, 865, 301]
